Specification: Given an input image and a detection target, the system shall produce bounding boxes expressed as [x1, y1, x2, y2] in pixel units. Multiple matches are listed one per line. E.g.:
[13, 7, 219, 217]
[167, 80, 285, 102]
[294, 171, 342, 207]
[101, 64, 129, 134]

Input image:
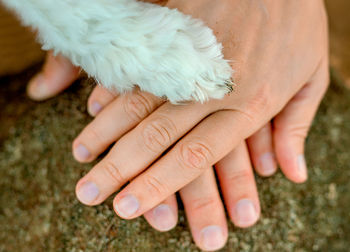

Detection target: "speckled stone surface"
[326, 0, 350, 88]
[0, 65, 349, 251]
[1, 1, 350, 249]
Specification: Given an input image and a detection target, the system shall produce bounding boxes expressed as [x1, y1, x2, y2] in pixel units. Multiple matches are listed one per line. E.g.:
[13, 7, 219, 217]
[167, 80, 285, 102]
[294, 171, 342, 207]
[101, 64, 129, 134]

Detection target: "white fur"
[1, 0, 233, 103]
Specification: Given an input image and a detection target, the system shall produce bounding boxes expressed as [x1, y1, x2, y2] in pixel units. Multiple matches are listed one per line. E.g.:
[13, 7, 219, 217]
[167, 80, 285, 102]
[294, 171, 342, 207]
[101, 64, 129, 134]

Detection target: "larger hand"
[73, 0, 328, 227]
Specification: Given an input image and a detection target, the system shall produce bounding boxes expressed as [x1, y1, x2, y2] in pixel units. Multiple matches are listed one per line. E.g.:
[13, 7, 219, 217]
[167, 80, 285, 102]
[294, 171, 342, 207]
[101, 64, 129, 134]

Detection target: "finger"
[75, 100, 214, 205]
[143, 194, 178, 232]
[180, 168, 228, 251]
[112, 109, 255, 219]
[273, 59, 329, 183]
[27, 51, 80, 101]
[215, 142, 260, 228]
[87, 85, 118, 117]
[73, 90, 164, 163]
[247, 123, 277, 177]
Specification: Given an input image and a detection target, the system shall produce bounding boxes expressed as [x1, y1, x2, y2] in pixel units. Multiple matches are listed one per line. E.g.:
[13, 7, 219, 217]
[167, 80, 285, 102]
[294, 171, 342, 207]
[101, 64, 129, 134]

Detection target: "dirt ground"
[1, 1, 350, 251]
[326, 0, 350, 88]
[0, 66, 349, 252]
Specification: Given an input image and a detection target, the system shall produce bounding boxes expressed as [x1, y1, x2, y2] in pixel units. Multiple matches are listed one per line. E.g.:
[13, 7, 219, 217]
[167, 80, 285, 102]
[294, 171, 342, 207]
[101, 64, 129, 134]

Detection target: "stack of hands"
[27, 0, 329, 251]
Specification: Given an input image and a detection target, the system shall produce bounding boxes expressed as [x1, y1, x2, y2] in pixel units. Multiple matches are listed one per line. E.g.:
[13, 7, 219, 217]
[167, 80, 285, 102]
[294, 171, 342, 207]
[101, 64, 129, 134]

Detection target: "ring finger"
[215, 141, 260, 228]
[180, 168, 228, 251]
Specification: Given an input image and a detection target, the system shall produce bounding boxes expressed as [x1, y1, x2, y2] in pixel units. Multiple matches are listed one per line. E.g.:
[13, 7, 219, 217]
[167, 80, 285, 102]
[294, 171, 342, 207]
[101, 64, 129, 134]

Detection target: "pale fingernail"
[259, 152, 277, 176]
[297, 155, 308, 181]
[76, 181, 99, 205]
[152, 204, 177, 231]
[27, 74, 49, 100]
[74, 144, 91, 161]
[200, 225, 225, 251]
[234, 199, 259, 227]
[115, 195, 139, 218]
[89, 101, 103, 116]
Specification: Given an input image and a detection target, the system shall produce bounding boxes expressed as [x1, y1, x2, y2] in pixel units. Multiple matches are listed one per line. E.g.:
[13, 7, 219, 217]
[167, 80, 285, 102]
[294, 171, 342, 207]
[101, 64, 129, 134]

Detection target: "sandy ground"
[326, 0, 350, 88]
[0, 64, 349, 251]
[1, 0, 350, 250]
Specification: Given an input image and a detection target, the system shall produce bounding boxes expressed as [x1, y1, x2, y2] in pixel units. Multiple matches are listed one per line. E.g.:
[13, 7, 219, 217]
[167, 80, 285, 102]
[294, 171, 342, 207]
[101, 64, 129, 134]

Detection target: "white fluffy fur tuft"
[1, 0, 233, 103]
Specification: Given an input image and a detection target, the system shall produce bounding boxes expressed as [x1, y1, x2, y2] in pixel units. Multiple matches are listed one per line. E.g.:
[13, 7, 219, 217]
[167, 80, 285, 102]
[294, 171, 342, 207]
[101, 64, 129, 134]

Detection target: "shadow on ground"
[0, 66, 349, 251]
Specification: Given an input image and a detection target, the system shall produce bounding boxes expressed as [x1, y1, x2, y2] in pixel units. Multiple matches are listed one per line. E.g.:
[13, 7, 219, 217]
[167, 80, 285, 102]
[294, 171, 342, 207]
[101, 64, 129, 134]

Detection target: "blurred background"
[0, 1, 349, 251]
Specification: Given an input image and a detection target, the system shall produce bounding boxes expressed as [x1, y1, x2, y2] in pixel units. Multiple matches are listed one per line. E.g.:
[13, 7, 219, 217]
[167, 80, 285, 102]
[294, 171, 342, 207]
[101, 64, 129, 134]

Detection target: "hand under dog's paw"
[2, 0, 233, 103]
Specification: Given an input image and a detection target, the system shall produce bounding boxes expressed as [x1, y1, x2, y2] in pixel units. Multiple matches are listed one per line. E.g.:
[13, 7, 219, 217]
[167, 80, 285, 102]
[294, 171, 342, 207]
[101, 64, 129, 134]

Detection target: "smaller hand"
[27, 51, 80, 101]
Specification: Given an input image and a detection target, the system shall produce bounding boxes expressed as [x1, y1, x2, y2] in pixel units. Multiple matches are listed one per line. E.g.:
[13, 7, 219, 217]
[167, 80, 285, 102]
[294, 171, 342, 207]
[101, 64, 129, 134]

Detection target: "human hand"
[27, 0, 329, 250]
[73, 1, 328, 250]
[72, 0, 328, 216]
[27, 58, 264, 251]
[76, 86, 264, 251]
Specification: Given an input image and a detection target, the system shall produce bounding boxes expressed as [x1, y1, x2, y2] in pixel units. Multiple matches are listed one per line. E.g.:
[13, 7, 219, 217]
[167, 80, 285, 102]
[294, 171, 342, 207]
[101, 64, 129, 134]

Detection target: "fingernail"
[89, 101, 103, 116]
[27, 74, 49, 100]
[259, 152, 277, 176]
[297, 155, 308, 181]
[76, 181, 99, 204]
[200, 225, 225, 251]
[152, 204, 177, 231]
[115, 195, 139, 218]
[74, 144, 91, 161]
[234, 199, 258, 227]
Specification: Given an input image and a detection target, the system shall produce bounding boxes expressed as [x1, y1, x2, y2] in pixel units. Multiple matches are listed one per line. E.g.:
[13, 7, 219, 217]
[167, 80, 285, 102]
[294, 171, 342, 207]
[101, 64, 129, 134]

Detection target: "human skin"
[27, 0, 329, 250]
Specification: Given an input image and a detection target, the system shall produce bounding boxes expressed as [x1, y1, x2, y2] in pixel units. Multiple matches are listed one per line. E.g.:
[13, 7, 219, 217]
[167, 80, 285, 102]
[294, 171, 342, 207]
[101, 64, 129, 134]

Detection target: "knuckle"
[142, 116, 176, 153]
[241, 85, 272, 120]
[226, 168, 252, 185]
[227, 108, 255, 125]
[124, 93, 153, 121]
[250, 86, 271, 112]
[275, 122, 310, 141]
[258, 124, 271, 135]
[103, 160, 125, 185]
[143, 175, 168, 198]
[177, 140, 212, 172]
[85, 126, 106, 145]
[190, 196, 217, 212]
[288, 124, 310, 140]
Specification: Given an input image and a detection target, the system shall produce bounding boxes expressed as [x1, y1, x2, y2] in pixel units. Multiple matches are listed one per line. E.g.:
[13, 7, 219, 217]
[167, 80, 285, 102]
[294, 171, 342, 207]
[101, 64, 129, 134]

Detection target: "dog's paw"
[3, 0, 234, 103]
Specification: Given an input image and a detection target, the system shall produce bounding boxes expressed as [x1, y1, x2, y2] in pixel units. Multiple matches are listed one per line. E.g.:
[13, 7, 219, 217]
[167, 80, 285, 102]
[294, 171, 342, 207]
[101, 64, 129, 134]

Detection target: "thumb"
[273, 59, 329, 183]
[27, 51, 80, 101]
